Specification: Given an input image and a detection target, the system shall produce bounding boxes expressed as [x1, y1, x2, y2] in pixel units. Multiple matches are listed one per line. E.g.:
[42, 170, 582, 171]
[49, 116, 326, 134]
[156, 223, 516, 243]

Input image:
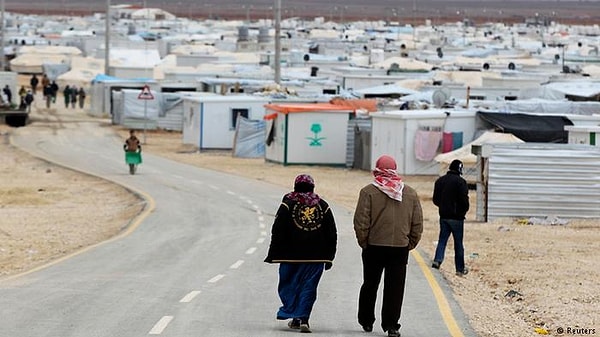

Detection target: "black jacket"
[265, 197, 337, 264]
[433, 171, 469, 220]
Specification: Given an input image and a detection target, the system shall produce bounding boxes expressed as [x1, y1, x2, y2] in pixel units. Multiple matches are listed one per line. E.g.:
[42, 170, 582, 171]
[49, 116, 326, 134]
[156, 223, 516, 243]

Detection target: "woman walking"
[264, 174, 337, 333]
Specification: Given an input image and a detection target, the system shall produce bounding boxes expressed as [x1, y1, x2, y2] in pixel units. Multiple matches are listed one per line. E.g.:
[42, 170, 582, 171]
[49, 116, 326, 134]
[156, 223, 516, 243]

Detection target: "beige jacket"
[353, 184, 423, 250]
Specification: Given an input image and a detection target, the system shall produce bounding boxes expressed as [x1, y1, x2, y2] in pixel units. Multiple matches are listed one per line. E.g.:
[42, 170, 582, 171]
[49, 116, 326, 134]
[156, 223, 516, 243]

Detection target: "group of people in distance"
[25, 73, 86, 110]
[264, 155, 469, 336]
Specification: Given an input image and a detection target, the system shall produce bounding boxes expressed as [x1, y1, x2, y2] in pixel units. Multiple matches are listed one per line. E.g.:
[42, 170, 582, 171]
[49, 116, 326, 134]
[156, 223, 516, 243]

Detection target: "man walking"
[353, 155, 423, 337]
[29, 74, 39, 95]
[431, 159, 470, 276]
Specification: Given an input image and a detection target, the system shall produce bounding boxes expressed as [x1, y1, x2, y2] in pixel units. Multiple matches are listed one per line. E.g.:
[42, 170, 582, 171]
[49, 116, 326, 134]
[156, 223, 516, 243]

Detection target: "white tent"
[130, 8, 176, 21]
[434, 131, 524, 165]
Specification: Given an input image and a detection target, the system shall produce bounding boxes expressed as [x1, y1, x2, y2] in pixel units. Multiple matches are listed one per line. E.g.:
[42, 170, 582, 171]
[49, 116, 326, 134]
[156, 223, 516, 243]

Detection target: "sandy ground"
[1, 100, 598, 336]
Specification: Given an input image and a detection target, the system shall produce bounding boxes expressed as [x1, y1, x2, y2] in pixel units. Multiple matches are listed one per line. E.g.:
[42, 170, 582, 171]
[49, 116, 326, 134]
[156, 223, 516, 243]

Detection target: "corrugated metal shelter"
[264, 103, 354, 166]
[483, 143, 600, 220]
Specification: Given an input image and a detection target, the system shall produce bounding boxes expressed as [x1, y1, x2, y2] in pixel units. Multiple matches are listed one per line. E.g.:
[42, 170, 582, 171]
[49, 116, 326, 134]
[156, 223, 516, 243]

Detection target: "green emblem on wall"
[307, 123, 326, 146]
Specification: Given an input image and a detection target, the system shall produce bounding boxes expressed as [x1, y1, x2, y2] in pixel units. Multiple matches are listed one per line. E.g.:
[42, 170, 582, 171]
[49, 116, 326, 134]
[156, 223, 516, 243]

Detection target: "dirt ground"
[1, 103, 598, 336]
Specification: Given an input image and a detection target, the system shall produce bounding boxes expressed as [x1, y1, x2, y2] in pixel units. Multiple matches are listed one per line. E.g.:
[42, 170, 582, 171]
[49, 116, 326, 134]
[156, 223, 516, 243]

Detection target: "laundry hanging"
[414, 128, 442, 161]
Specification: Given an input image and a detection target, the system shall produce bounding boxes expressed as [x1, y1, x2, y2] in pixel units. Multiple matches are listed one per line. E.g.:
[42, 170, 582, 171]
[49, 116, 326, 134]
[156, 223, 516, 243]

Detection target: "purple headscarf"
[284, 174, 321, 206]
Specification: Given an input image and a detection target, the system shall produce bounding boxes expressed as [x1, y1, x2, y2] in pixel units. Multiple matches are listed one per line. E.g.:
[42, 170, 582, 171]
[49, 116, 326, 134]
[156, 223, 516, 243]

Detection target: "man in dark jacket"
[30, 74, 39, 94]
[265, 174, 337, 333]
[432, 159, 470, 276]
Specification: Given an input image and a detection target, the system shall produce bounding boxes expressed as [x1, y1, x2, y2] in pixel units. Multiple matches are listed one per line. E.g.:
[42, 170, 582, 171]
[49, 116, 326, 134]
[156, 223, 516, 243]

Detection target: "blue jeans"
[433, 219, 465, 273]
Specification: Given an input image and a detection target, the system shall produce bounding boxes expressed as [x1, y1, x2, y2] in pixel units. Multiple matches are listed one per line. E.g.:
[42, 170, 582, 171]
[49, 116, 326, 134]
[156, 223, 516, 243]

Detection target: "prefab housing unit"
[89, 76, 157, 117]
[111, 88, 160, 130]
[182, 95, 271, 150]
[370, 109, 477, 175]
[264, 103, 354, 166]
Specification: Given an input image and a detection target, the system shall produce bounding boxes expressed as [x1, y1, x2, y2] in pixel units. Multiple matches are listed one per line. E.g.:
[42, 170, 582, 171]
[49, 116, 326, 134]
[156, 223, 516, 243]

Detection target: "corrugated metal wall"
[346, 118, 372, 169]
[487, 143, 600, 219]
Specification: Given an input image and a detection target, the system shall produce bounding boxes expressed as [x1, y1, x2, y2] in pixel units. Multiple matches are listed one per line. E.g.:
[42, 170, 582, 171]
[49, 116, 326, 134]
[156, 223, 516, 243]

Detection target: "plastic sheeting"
[473, 99, 600, 116]
[122, 88, 160, 119]
[477, 111, 573, 143]
[233, 116, 266, 158]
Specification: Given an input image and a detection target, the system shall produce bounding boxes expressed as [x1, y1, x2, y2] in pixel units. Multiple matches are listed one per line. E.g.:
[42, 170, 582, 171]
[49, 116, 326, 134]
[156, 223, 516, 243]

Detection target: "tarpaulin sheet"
[477, 111, 573, 143]
[233, 116, 266, 158]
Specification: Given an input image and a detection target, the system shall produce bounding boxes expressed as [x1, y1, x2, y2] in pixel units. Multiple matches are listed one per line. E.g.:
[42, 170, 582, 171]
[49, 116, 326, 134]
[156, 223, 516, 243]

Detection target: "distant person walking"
[353, 155, 423, 337]
[43, 83, 53, 108]
[77, 87, 86, 109]
[50, 80, 59, 103]
[431, 159, 470, 276]
[63, 85, 71, 108]
[24, 90, 34, 112]
[41, 74, 50, 91]
[18, 86, 27, 110]
[3, 85, 12, 105]
[30, 74, 39, 95]
[70, 86, 77, 108]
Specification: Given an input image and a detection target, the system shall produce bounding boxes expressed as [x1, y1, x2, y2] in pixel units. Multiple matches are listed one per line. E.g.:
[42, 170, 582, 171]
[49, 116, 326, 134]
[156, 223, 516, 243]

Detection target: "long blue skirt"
[276, 263, 325, 320]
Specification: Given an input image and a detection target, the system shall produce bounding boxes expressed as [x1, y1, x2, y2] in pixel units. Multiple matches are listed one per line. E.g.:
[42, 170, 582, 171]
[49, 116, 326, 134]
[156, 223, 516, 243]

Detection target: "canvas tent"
[434, 131, 524, 182]
[435, 131, 524, 165]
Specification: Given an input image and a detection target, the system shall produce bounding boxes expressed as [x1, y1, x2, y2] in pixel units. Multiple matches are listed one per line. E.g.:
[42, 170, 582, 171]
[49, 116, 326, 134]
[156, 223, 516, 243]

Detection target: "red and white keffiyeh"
[372, 168, 404, 202]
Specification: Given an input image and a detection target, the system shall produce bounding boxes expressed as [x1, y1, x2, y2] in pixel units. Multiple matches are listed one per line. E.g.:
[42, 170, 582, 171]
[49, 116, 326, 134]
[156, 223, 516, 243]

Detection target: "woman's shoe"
[288, 318, 301, 329]
[299, 323, 311, 333]
[300, 318, 311, 333]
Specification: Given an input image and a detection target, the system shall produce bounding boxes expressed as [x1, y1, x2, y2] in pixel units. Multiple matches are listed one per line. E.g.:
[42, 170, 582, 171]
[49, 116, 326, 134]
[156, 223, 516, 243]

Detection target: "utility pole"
[274, 0, 281, 84]
[1, 0, 5, 71]
[104, 0, 110, 75]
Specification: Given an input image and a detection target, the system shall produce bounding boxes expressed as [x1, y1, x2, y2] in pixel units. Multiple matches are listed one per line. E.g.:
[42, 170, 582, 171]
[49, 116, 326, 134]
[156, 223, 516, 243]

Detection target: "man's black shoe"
[388, 328, 400, 337]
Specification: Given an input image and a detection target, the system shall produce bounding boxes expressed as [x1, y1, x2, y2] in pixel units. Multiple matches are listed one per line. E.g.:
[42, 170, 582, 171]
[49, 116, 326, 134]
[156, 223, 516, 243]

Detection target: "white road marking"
[259, 222, 266, 229]
[252, 204, 259, 209]
[230, 260, 245, 269]
[258, 216, 265, 222]
[261, 231, 268, 236]
[256, 210, 263, 215]
[208, 184, 218, 190]
[191, 180, 203, 185]
[256, 237, 265, 244]
[179, 291, 201, 303]
[208, 274, 225, 283]
[245, 247, 257, 255]
[172, 174, 184, 180]
[246, 199, 253, 204]
[149, 316, 174, 335]
[226, 190, 236, 195]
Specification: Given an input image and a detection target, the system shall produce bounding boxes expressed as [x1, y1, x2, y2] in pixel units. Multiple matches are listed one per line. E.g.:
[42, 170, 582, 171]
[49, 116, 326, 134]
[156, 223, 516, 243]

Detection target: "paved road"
[1, 114, 477, 337]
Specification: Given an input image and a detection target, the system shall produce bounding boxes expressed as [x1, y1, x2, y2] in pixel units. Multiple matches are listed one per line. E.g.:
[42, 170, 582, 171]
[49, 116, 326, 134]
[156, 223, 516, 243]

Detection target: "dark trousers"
[358, 245, 409, 332]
